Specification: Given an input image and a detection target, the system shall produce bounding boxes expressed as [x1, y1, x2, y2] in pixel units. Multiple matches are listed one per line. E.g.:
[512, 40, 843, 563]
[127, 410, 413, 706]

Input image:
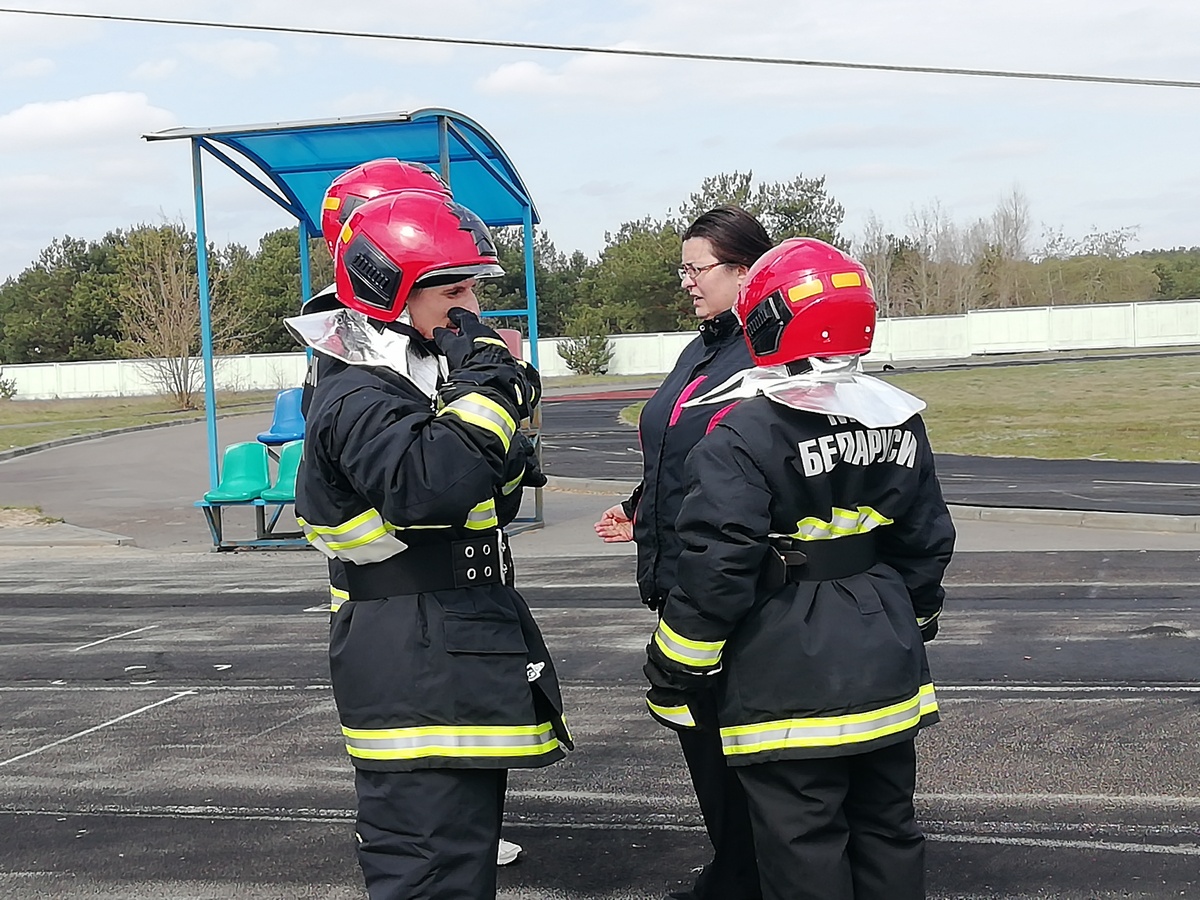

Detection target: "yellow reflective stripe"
[720, 684, 938, 756]
[831, 271, 863, 288]
[647, 698, 696, 729]
[342, 722, 560, 761]
[474, 337, 508, 349]
[323, 196, 341, 210]
[653, 620, 724, 669]
[790, 505, 893, 541]
[501, 472, 524, 495]
[916, 610, 941, 627]
[788, 277, 823, 302]
[438, 392, 516, 450]
[329, 585, 349, 613]
[464, 497, 499, 531]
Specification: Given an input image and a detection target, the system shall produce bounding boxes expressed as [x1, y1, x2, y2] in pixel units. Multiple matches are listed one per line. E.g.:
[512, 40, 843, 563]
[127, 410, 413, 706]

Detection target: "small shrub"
[0, 369, 17, 401]
[556, 308, 614, 375]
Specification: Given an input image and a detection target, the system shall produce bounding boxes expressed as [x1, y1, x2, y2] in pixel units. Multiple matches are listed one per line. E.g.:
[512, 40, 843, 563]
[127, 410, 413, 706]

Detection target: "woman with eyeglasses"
[595, 205, 771, 900]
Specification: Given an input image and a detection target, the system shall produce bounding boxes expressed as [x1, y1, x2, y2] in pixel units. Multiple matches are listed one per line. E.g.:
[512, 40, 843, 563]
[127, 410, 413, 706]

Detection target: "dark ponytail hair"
[683, 206, 772, 269]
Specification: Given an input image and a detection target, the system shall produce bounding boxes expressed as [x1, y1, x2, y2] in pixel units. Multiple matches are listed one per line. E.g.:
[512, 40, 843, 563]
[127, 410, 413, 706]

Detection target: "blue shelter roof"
[144, 108, 538, 230]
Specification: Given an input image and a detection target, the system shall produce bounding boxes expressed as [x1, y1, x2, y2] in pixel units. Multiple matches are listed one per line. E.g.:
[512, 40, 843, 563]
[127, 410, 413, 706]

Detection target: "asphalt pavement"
[538, 396, 1200, 517]
[2, 388, 1200, 898]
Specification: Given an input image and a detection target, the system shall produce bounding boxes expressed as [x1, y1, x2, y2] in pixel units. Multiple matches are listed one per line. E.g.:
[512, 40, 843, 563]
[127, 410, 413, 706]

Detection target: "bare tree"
[116, 223, 247, 409]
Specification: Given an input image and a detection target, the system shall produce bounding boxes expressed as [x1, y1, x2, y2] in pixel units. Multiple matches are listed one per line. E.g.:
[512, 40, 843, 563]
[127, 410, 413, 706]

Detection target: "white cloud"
[2, 58, 55, 79]
[955, 140, 1048, 163]
[131, 58, 179, 81]
[184, 39, 282, 79]
[0, 92, 176, 151]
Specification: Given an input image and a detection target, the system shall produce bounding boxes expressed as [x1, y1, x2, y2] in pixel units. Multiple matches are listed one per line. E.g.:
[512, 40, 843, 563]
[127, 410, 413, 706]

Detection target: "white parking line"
[0, 691, 195, 768]
[71, 625, 158, 652]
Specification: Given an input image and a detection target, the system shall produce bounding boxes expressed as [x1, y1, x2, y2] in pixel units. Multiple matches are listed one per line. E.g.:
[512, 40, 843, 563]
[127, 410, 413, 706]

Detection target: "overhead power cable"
[2, 6, 1199, 90]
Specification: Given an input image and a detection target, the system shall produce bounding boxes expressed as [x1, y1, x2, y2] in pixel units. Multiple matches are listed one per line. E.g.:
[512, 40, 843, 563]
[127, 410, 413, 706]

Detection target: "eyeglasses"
[677, 261, 726, 281]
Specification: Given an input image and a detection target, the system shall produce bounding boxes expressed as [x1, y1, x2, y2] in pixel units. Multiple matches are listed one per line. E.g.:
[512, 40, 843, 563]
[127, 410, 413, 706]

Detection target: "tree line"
[3, 172, 1200, 371]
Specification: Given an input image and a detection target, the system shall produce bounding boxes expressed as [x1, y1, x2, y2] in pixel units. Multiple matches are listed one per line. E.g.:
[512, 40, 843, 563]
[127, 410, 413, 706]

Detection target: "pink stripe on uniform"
[669, 377, 707, 427]
[705, 402, 740, 434]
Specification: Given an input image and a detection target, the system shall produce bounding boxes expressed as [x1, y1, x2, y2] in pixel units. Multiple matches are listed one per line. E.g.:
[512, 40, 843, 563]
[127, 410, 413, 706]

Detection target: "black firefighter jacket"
[296, 359, 571, 772]
[647, 396, 955, 765]
[630, 310, 752, 605]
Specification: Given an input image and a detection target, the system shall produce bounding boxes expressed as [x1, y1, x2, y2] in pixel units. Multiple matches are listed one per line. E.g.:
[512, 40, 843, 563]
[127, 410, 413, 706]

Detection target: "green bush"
[556, 308, 614, 375]
[0, 369, 16, 401]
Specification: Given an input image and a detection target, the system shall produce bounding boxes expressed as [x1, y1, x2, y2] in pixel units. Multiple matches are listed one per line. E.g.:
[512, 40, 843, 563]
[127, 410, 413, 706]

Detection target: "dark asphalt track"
[539, 398, 1200, 516]
[1, 548, 1199, 898]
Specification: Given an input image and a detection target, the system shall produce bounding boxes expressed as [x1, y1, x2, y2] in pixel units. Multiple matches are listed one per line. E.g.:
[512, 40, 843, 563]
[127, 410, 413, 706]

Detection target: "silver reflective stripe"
[791, 505, 893, 541]
[720, 684, 936, 757]
[647, 698, 696, 729]
[438, 392, 516, 450]
[501, 472, 524, 495]
[652, 620, 723, 670]
[342, 722, 560, 761]
[465, 498, 499, 531]
[916, 609, 941, 627]
[299, 509, 408, 564]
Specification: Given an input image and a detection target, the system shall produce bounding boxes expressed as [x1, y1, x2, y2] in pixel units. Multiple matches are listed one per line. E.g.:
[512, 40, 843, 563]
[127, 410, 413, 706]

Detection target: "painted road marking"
[71, 625, 158, 652]
[0, 691, 195, 768]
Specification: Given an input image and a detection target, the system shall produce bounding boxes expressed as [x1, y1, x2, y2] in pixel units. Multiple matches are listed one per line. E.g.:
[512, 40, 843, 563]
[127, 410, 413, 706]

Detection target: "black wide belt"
[760, 532, 877, 590]
[343, 532, 508, 600]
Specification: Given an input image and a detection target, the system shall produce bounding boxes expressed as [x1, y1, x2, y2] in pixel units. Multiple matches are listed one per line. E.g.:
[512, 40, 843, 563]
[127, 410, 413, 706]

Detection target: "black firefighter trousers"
[675, 686, 761, 900]
[354, 766, 507, 900]
[735, 739, 924, 900]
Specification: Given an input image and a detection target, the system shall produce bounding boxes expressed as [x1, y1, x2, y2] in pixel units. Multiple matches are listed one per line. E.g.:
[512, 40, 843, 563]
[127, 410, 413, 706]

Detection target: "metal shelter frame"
[144, 109, 544, 545]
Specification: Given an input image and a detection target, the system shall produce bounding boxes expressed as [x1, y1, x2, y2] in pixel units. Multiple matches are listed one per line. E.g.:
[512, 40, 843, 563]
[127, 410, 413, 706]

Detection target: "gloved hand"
[432, 307, 512, 371]
[496, 432, 546, 527]
[644, 648, 717, 693]
[434, 308, 538, 420]
[920, 618, 939, 643]
[517, 433, 547, 488]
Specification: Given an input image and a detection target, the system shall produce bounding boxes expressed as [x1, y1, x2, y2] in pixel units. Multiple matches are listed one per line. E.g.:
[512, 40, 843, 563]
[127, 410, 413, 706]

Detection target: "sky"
[2, 0, 1200, 281]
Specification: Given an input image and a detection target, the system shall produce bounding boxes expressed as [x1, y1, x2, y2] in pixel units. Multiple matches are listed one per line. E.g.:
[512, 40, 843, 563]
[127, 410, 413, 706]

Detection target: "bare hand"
[594, 503, 633, 543]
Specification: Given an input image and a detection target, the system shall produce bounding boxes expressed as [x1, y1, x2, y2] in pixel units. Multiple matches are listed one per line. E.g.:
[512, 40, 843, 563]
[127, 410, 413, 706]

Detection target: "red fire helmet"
[320, 158, 451, 257]
[333, 191, 503, 322]
[735, 238, 877, 367]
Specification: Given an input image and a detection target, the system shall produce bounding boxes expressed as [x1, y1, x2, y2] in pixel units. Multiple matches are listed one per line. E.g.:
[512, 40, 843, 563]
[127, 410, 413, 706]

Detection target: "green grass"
[0, 391, 277, 452]
[618, 356, 1200, 462]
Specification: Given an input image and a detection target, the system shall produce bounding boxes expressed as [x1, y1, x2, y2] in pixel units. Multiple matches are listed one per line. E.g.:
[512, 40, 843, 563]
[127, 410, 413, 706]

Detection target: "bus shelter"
[144, 109, 544, 547]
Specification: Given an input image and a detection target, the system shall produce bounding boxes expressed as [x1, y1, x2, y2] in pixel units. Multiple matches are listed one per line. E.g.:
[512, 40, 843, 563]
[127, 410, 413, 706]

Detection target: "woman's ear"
[734, 265, 750, 287]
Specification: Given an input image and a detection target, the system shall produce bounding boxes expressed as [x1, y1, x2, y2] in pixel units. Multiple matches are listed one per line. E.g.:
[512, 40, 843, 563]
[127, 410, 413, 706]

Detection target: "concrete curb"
[545, 477, 1200, 534]
[0, 407, 270, 463]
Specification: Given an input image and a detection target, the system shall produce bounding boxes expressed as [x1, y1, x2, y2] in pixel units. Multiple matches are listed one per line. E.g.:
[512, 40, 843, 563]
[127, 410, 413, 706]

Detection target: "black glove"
[920, 618, 939, 643]
[517, 359, 542, 413]
[496, 432, 546, 527]
[518, 433, 547, 488]
[644, 647, 716, 693]
[434, 308, 538, 420]
[432, 307, 512, 371]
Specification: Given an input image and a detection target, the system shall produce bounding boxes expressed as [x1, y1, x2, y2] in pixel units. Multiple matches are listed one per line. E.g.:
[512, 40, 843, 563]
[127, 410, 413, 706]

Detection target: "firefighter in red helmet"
[286, 191, 568, 900]
[643, 237, 955, 900]
[319, 157, 451, 257]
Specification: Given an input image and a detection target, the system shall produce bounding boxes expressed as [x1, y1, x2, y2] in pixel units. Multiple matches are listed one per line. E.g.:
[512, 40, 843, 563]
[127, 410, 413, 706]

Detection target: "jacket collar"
[698, 308, 742, 347]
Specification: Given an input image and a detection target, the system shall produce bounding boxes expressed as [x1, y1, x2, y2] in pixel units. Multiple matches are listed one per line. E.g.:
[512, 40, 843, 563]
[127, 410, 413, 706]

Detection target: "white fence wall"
[4, 299, 1199, 400]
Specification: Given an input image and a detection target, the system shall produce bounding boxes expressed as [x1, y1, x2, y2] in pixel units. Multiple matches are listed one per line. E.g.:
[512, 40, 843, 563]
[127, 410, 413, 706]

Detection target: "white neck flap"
[685, 356, 926, 429]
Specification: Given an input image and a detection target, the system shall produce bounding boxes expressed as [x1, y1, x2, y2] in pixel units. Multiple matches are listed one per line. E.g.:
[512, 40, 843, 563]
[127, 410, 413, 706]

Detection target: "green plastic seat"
[204, 442, 271, 503]
[261, 440, 303, 503]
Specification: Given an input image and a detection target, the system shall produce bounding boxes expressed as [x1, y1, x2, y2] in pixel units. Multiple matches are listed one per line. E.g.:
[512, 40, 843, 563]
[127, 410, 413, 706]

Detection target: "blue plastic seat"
[204, 442, 271, 502]
[258, 387, 305, 445]
[261, 440, 303, 503]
